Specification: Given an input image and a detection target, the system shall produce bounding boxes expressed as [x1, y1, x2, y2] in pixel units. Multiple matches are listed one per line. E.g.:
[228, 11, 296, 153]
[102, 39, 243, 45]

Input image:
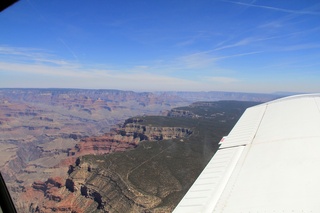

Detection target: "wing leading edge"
[173, 94, 320, 213]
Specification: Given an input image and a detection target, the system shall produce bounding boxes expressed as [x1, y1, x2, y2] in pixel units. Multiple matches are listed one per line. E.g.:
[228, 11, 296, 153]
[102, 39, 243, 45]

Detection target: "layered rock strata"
[19, 118, 192, 212]
[68, 118, 192, 156]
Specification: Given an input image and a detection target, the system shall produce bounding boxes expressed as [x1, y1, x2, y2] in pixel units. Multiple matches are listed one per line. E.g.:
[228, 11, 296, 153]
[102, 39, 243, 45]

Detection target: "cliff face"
[0, 88, 191, 209]
[1, 90, 263, 213]
[19, 117, 192, 212]
[69, 133, 139, 156]
[123, 124, 192, 140]
[20, 146, 184, 212]
[21, 176, 95, 213]
[26, 158, 178, 213]
[68, 118, 192, 156]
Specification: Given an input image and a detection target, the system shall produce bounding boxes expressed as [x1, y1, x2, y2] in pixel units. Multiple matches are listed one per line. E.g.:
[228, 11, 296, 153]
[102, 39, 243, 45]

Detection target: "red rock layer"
[68, 132, 139, 157]
[24, 176, 94, 213]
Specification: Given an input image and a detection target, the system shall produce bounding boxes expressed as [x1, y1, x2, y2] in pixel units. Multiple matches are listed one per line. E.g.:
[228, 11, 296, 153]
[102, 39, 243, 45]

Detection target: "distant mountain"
[156, 91, 281, 102]
[272, 91, 304, 96]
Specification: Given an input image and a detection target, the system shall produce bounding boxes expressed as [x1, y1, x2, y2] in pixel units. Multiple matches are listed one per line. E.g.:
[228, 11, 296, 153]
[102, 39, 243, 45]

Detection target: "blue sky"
[0, 0, 320, 93]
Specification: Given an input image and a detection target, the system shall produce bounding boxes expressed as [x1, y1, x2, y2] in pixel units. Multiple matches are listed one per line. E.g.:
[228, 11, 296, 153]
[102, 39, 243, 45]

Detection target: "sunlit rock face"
[12, 117, 193, 212]
[0, 88, 191, 211]
[67, 118, 192, 156]
[23, 156, 180, 213]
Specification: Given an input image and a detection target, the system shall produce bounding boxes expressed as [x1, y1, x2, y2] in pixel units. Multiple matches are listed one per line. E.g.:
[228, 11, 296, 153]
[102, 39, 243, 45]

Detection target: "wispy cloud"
[0, 61, 90, 78]
[0, 45, 198, 90]
[176, 51, 216, 69]
[221, 0, 320, 15]
[175, 31, 214, 47]
[58, 39, 79, 61]
[0, 46, 47, 59]
[213, 34, 295, 52]
[0, 45, 252, 91]
[215, 51, 261, 60]
[176, 39, 195, 47]
[213, 38, 253, 51]
[0, 46, 69, 66]
[156, 49, 261, 72]
[0, 60, 210, 91]
[204, 76, 240, 83]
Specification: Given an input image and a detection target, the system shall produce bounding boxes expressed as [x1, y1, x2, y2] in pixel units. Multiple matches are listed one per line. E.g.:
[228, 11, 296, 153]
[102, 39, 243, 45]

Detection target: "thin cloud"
[0, 61, 91, 78]
[0, 46, 48, 58]
[0, 61, 209, 91]
[213, 37, 254, 51]
[0, 46, 245, 91]
[213, 35, 295, 52]
[215, 51, 261, 60]
[176, 39, 195, 47]
[205, 76, 240, 83]
[58, 39, 79, 61]
[174, 50, 260, 70]
[0, 46, 69, 66]
[175, 31, 213, 47]
[0, 45, 258, 91]
[177, 51, 216, 69]
[221, 0, 320, 15]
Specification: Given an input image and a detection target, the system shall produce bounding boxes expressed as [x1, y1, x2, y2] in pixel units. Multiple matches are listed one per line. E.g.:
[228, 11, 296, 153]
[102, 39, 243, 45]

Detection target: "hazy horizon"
[0, 87, 307, 96]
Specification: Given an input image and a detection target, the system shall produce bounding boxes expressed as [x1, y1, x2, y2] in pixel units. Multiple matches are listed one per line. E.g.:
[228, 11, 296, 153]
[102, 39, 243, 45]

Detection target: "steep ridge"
[67, 118, 192, 157]
[27, 159, 165, 212]
[19, 118, 193, 212]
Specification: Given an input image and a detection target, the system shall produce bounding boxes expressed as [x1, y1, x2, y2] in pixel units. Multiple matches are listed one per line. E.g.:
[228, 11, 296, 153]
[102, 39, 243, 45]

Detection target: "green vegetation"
[80, 101, 260, 210]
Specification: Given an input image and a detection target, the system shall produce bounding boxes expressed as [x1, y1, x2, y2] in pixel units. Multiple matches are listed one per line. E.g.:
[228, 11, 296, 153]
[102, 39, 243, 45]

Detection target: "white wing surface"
[173, 94, 320, 213]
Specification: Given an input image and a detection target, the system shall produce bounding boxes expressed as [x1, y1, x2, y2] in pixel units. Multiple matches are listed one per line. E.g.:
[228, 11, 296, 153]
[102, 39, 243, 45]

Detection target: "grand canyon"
[0, 88, 279, 212]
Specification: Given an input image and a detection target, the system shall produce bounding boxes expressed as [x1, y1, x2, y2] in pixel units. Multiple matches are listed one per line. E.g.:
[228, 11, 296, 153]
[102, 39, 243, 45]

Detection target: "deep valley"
[0, 89, 276, 212]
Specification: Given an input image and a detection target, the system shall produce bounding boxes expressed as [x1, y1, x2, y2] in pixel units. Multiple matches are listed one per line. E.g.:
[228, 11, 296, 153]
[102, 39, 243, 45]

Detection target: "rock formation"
[67, 118, 192, 157]
[26, 158, 174, 212]
[0, 88, 268, 212]
[16, 116, 192, 212]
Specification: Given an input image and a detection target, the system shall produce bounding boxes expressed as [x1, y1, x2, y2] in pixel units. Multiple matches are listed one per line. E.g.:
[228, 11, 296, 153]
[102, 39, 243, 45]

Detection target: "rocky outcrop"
[26, 157, 174, 212]
[11, 99, 263, 213]
[123, 124, 192, 140]
[20, 116, 192, 212]
[67, 133, 139, 156]
[0, 88, 192, 211]
[68, 118, 192, 156]
[122, 118, 193, 139]
[32, 181, 47, 191]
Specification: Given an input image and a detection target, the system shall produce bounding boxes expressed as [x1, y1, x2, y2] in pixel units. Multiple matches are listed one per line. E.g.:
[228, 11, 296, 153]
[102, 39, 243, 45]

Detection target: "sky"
[0, 0, 320, 93]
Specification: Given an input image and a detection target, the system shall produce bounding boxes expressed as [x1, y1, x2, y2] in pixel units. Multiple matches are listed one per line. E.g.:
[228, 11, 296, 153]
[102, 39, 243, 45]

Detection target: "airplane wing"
[173, 94, 320, 213]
